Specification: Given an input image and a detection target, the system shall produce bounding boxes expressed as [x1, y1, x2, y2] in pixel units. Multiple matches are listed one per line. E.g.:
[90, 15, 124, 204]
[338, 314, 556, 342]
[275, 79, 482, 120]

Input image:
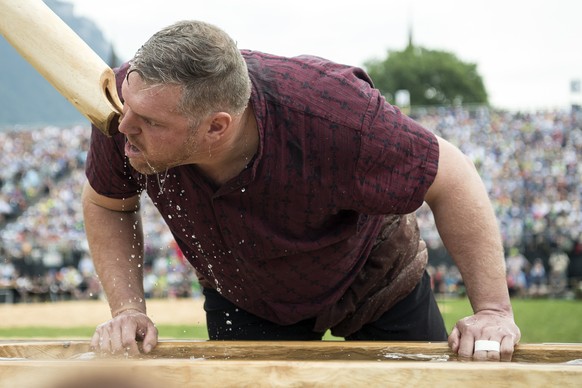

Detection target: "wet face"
[118, 71, 204, 174]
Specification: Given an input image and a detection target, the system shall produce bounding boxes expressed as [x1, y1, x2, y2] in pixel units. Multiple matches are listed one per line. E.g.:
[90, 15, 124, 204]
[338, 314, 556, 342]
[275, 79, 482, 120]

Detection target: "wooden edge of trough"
[0, 340, 581, 363]
[0, 341, 581, 388]
[1, 357, 582, 388]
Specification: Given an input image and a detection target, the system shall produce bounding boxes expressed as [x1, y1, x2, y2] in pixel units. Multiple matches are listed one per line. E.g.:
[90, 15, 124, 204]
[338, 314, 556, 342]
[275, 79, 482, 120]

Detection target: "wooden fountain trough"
[0, 340, 581, 387]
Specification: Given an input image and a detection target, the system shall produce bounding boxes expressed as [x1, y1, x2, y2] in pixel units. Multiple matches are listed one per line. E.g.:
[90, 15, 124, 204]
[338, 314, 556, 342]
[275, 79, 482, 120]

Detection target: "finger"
[457, 330, 476, 360]
[485, 336, 503, 361]
[454, 315, 479, 358]
[473, 349, 500, 361]
[141, 323, 159, 353]
[120, 320, 140, 356]
[448, 326, 461, 353]
[473, 339, 501, 361]
[97, 327, 112, 355]
[108, 321, 124, 355]
[485, 345, 501, 362]
[90, 328, 101, 351]
[472, 350, 487, 361]
[499, 336, 516, 362]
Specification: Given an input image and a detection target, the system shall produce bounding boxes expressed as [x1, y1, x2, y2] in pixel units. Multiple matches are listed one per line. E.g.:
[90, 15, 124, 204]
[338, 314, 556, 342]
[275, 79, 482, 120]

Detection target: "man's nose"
[118, 109, 141, 135]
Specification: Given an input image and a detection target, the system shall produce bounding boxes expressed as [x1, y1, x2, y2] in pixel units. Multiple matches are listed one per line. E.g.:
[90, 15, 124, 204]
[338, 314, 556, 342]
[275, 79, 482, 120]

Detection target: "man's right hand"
[90, 310, 158, 357]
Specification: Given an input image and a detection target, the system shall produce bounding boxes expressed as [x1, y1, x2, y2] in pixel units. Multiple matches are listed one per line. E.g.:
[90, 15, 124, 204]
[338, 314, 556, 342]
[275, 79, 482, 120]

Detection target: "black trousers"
[203, 271, 448, 341]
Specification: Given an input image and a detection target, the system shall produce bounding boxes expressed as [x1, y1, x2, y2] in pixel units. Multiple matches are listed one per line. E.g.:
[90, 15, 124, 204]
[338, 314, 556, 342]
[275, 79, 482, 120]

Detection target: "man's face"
[118, 71, 203, 175]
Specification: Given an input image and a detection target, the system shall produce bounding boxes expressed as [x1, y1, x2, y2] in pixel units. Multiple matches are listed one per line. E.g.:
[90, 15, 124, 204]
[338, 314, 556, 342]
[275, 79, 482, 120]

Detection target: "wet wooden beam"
[0, 341, 581, 388]
[1, 340, 581, 363]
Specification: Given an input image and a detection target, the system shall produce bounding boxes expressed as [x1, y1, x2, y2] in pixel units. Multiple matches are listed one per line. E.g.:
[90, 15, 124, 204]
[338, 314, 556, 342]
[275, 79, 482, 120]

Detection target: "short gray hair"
[130, 20, 251, 125]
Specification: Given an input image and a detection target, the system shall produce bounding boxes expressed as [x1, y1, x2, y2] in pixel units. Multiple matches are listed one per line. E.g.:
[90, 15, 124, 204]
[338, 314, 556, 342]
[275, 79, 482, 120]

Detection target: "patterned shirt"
[85, 51, 439, 336]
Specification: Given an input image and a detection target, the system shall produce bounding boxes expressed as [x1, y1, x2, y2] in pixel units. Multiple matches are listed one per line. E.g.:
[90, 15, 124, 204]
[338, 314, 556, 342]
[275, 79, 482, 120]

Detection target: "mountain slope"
[0, 0, 116, 127]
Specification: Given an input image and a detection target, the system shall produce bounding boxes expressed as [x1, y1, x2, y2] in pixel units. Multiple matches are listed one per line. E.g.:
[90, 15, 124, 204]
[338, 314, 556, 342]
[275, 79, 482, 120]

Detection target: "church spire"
[407, 18, 414, 50]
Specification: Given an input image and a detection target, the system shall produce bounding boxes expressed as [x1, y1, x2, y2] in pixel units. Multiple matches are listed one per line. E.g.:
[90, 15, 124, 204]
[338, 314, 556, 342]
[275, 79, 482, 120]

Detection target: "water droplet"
[241, 188, 246, 192]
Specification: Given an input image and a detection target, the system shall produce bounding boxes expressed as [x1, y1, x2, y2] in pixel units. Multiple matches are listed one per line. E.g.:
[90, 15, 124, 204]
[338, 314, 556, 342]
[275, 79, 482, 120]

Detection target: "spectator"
[528, 258, 548, 298]
[549, 250, 570, 297]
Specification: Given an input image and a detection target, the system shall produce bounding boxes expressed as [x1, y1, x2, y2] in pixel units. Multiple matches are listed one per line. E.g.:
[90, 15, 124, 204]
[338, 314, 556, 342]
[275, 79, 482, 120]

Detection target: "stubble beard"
[126, 129, 200, 175]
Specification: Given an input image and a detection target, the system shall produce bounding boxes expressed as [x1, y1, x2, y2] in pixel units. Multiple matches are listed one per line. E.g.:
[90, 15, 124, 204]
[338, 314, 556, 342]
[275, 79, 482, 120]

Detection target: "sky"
[67, 0, 582, 111]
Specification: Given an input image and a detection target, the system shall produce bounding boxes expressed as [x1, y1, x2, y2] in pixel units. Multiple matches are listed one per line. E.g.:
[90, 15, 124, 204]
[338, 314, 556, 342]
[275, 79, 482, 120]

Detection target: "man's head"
[118, 21, 253, 175]
[129, 20, 251, 127]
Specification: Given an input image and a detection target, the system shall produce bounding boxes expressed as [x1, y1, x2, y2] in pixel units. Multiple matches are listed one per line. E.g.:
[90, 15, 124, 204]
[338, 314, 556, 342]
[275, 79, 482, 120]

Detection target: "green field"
[0, 298, 580, 343]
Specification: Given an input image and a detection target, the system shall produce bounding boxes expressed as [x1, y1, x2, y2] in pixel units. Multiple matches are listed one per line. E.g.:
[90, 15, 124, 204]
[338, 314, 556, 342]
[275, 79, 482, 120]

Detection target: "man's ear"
[206, 112, 232, 140]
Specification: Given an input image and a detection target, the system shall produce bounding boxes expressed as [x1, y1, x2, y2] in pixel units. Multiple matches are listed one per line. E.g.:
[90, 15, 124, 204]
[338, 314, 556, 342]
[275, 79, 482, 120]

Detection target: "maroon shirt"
[86, 51, 439, 336]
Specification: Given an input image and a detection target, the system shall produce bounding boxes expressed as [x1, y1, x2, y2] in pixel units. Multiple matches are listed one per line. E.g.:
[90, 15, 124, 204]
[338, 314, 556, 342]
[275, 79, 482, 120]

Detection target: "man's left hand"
[448, 310, 521, 361]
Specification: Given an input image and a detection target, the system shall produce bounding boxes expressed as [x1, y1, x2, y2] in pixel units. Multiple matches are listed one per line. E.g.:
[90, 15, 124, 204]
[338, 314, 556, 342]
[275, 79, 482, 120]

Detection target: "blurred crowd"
[0, 106, 581, 303]
[414, 107, 581, 256]
[427, 248, 575, 299]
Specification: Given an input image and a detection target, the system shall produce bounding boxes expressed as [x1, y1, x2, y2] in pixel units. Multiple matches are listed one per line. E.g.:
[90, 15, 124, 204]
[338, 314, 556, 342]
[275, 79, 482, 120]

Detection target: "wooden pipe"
[0, 0, 122, 136]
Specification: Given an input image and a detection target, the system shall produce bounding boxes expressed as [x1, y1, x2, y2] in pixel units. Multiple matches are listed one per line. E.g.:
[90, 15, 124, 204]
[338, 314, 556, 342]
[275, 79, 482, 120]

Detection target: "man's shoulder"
[242, 50, 377, 128]
[242, 50, 373, 86]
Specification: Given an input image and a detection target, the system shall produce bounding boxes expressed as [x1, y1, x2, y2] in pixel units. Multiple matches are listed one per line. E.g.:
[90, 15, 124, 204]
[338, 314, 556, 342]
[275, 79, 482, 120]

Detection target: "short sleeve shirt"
[85, 51, 439, 328]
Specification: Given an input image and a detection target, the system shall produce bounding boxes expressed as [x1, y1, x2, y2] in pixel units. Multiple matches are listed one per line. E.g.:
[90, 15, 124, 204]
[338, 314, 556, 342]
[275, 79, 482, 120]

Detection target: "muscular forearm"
[426, 138, 512, 316]
[432, 190, 511, 315]
[426, 137, 520, 361]
[82, 188, 146, 317]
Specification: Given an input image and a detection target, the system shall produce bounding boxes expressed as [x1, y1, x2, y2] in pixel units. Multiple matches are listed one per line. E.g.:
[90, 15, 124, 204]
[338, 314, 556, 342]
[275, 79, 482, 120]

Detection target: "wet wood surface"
[1, 340, 582, 363]
[0, 341, 581, 388]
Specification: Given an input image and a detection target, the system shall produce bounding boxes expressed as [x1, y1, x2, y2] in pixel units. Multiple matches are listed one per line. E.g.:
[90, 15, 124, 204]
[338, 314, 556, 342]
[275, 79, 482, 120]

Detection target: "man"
[83, 20, 520, 361]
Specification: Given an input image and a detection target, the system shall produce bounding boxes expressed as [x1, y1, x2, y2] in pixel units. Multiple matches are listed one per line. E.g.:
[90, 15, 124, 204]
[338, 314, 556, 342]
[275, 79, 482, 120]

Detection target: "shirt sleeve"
[85, 127, 142, 199]
[85, 62, 143, 199]
[353, 91, 439, 215]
